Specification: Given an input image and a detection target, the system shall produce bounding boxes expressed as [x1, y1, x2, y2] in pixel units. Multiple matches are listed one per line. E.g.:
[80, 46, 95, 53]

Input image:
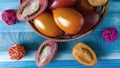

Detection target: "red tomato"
[76, 8, 100, 34]
[34, 12, 63, 37]
[49, 0, 76, 9]
[53, 8, 84, 34]
[75, 0, 95, 11]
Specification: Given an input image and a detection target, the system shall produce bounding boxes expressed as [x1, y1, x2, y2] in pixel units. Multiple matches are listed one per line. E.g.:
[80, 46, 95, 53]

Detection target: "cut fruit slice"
[17, 0, 48, 21]
[88, 0, 108, 6]
[72, 42, 97, 66]
[36, 40, 58, 67]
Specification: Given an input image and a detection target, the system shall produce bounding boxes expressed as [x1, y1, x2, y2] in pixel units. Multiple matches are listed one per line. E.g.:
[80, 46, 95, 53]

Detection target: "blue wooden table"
[0, 0, 120, 68]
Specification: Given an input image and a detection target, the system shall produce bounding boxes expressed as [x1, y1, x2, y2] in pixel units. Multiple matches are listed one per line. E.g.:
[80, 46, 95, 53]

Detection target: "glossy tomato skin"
[76, 8, 100, 34]
[79, 11, 99, 34]
[53, 8, 84, 34]
[34, 12, 63, 37]
[49, 0, 76, 10]
[75, 0, 95, 11]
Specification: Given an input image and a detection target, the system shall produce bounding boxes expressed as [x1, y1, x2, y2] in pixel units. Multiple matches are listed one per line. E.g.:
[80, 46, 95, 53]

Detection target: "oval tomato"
[34, 12, 63, 37]
[49, 0, 76, 10]
[53, 8, 84, 34]
[76, 8, 100, 34]
[72, 42, 97, 66]
[75, 0, 95, 11]
[36, 40, 58, 67]
[17, 0, 48, 21]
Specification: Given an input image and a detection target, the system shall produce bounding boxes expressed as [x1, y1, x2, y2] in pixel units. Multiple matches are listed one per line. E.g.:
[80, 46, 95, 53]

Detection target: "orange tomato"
[34, 12, 63, 37]
[53, 8, 84, 34]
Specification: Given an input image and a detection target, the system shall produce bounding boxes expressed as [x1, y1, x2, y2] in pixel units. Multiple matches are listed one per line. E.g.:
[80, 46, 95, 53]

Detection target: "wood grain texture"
[0, 31, 120, 57]
[0, 0, 120, 68]
[0, 32, 45, 51]
[1, 60, 120, 68]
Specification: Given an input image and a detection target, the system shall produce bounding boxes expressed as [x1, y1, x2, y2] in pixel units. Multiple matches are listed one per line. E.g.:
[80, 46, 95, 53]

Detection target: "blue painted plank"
[0, 21, 34, 32]
[0, 32, 45, 51]
[0, 0, 20, 2]
[0, 31, 120, 57]
[95, 12, 120, 31]
[0, 0, 120, 68]
[1, 51, 120, 62]
[1, 60, 120, 68]
[108, 1, 120, 12]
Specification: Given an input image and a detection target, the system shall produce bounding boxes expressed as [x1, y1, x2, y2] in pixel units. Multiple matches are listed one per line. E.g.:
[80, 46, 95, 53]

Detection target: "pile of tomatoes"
[17, 0, 108, 37]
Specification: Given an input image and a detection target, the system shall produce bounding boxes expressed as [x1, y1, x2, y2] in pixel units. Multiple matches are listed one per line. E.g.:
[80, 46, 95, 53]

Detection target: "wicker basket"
[19, 0, 109, 42]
